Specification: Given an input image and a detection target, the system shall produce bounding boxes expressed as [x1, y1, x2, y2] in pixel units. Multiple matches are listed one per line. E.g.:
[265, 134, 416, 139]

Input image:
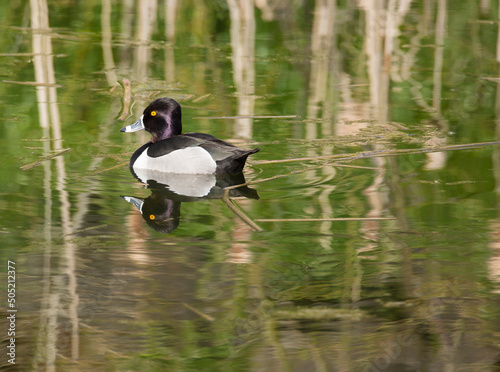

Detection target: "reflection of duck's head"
[120, 97, 259, 174]
[122, 194, 181, 234]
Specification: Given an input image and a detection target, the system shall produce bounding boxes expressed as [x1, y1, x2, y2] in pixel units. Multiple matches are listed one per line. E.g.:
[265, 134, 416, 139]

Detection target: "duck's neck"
[153, 119, 182, 142]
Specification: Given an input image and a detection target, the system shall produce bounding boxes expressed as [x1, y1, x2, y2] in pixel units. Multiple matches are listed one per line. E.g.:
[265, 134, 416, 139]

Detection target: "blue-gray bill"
[120, 115, 145, 133]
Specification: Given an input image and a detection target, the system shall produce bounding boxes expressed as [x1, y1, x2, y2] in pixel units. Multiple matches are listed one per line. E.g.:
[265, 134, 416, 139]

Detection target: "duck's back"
[186, 133, 259, 173]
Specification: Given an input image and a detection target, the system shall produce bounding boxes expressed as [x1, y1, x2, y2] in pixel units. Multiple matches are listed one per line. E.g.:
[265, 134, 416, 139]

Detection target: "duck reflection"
[122, 169, 258, 233]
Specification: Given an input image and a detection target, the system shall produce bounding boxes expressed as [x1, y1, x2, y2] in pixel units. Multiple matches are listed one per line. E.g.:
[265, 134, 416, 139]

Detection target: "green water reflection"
[2, 0, 500, 371]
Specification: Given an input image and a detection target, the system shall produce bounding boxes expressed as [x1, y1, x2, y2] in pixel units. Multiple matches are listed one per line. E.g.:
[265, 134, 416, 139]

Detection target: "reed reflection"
[31, 0, 79, 367]
[227, 0, 255, 139]
[122, 170, 258, 233]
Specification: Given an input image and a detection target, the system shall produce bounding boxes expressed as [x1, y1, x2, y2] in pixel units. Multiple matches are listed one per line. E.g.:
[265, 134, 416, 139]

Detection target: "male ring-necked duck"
[121, 97, 259, 174]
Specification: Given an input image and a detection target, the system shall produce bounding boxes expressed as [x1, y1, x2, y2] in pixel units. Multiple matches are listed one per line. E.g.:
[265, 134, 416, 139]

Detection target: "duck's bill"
[120, 115, 145, 133]
[121, 196, 144, 213]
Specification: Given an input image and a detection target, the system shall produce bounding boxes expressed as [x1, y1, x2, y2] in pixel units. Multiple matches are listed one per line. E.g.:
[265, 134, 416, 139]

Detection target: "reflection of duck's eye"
[150, 111, 157, 116]
[149, 215, 155, 220]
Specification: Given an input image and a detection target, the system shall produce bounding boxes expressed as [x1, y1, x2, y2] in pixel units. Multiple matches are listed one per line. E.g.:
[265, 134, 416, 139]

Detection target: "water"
[2, 1, 500, 371]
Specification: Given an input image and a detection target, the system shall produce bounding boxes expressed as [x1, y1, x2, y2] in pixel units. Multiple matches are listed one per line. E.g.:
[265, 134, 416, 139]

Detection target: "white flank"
[133, 147, 217, 174]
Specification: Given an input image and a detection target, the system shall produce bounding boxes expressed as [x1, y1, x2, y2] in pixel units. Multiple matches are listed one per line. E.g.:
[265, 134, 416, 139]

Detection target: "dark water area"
[2, 1, 500, 371]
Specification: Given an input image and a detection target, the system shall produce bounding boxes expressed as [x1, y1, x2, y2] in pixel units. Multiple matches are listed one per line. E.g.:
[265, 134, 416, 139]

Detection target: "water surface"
[2, 1, 500, 371]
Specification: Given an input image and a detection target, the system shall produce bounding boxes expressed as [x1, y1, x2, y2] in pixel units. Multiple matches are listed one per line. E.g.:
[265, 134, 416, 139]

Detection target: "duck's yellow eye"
[151, 111, 157, 116]
[149, 215, 155, 220]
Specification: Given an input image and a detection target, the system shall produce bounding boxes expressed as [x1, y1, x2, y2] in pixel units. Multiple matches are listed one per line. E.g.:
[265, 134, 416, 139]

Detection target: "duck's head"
[121, 97, 182, 142]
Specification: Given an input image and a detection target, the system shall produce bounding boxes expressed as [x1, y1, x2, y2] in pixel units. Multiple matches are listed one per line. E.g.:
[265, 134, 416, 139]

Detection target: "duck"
[121, 97, 259, 174]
